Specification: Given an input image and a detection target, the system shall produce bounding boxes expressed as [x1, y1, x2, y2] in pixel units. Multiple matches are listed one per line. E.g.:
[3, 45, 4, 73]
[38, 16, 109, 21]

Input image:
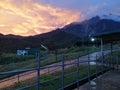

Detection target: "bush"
[0, 53, 36, 65]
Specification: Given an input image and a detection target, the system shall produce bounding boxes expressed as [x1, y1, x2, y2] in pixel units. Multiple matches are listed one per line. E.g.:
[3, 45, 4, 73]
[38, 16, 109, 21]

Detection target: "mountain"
[25, 29, 81, 49]
[0, 33, 23, 39]
[0, 30, 80, 53]
[102, 14, 120, 22]
[62, 16, 120, 37]
[5, 34, 23, 39]
[0, 16, 120, 53]
[0, 33, 4, 38]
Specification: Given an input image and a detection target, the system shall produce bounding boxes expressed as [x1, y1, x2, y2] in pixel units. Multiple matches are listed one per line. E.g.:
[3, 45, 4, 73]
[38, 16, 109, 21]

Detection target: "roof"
[92, 30, 120, 42]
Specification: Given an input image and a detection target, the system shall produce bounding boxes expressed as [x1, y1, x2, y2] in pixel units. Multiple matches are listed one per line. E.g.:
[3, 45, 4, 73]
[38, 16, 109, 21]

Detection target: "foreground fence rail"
[0, 52, 119, 90]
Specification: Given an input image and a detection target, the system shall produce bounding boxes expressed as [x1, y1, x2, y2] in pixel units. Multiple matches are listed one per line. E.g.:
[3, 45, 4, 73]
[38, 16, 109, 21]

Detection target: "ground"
[96, 70, 120, 90]
[76, 70, 120, 90]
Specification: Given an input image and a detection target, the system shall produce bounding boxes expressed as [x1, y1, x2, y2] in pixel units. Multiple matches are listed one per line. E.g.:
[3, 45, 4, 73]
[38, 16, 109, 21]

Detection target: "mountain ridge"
[0, 16, 120, 52]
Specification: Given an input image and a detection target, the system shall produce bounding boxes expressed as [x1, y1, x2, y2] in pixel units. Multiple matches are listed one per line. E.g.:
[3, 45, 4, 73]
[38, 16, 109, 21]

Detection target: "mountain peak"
[90, 16, 100, 21]
[101, 14, 120, 21]
[61, 16, 120, 37]
[88, 16, 101, 23]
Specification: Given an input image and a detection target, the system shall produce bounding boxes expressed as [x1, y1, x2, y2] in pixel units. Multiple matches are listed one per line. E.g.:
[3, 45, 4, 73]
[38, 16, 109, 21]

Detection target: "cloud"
[88, 6, 99, 12]
[0, 0, 82, 36]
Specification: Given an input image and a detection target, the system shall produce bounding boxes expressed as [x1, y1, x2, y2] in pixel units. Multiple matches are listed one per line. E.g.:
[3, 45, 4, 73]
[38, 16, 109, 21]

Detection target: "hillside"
[0, 30, 80, 53]
[62, 16, 120, 37]
[0, 16, 120, 53]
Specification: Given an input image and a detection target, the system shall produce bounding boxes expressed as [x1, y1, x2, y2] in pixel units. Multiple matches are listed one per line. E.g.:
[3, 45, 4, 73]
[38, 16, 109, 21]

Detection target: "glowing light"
[91, 38, 95, 42]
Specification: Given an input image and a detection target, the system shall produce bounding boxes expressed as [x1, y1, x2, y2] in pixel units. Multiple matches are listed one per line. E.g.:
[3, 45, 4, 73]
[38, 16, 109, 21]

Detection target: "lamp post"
[100, 38, 103, 55]
[37, 50, 40, 90]
[90, 37, 96, 53]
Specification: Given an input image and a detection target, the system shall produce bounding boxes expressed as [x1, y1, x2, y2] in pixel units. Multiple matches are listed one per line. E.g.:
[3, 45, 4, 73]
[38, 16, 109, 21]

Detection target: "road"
[0, 51, 110, 89]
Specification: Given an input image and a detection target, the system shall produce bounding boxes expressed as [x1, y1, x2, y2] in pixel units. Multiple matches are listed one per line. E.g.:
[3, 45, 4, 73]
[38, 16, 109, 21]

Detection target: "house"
[17, 50, 28, 55]
[17, 45, 47, 56]
[27, 48, 39, 56]
[17, 48, 39, 56]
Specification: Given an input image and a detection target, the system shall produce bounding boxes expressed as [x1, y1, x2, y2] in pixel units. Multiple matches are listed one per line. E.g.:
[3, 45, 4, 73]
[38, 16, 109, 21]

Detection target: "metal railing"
[0, 51, 119, 90]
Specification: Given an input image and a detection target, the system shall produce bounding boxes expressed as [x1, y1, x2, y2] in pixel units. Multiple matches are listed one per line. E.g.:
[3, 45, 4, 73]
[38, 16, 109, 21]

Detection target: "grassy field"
[0, 46, 100, 80]
[0, 44, 119, 79]
[105, 51, 120, 64]
[97, 51, 120, 64]
[0, 46, 99, 72]
[0, 45, 119, 89]
[1, 65, 104, 90]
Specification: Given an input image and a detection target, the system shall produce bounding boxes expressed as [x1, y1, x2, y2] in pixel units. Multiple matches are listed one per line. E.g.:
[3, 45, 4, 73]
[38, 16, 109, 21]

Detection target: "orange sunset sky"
[0, 0, 82, 36]
[0, 0, 119, 36]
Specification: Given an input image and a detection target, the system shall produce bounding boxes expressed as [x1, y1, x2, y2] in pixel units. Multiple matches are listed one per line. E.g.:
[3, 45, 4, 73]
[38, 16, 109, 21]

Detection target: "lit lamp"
[91, 37, 95, 42]
[90, 37, 96, 53]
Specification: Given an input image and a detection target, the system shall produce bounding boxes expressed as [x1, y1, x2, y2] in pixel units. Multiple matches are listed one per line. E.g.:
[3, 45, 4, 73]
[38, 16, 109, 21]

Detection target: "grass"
[107, 51, 120, 64]
[0, 45, 110, 79]
[0, 53, 36, 65]
[0, 53, 37, 79]
[1, 45, 115, 89]
[97, 51, 120, 64]
[0, 46, 102, 80]
[1, 65, 104, 90]
[0, 46, 98, 71]
[39, 46, 99, 66]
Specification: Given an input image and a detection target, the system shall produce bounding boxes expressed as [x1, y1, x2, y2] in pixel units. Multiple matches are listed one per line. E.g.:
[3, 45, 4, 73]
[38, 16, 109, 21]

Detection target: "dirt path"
[0, 51, 110, 89]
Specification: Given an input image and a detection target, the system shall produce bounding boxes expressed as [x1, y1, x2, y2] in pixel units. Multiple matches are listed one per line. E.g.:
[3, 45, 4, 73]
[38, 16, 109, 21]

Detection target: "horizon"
[0, 0, 119, 36]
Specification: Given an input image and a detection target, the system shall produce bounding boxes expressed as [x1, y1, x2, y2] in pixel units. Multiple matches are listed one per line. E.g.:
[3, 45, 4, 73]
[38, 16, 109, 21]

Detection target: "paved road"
[0, 51, 110, 89]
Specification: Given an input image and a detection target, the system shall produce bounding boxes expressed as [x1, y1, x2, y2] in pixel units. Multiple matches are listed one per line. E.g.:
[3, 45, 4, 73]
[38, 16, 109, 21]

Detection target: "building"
[17, 50, 28, 55]
[17, 48, 39, 56]
[27, 48, 39, 56]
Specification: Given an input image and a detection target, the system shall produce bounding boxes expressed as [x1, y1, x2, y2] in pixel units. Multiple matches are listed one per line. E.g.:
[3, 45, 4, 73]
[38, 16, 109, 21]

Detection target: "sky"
[0, 0, 119, 36]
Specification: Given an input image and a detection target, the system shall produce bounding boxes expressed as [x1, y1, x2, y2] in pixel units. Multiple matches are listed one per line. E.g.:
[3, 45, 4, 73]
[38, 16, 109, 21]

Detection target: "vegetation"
[0, 44, 118, 79]
[0, 46, 98, 79]
[0, 53, 37, 79]
[0, 45, 119, 89]
[102, 51, 120, 64]
[1, 65, 104, 90]
[0, 53, 36, 65]
[0, 46, 98, 70]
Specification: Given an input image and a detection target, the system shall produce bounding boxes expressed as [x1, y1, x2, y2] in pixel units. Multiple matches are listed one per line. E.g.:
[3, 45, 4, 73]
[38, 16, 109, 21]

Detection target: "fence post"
[48, 68, 50, 74]
[55, 49, 58, 61]
[95, 54, 98, 78]
[109, 55, 111, 70]
[18, 74, 20, 83]
[106, 55, 109, 71]
[61, 55, 65, 90]
[105, 56, 108, 71]
[101, 51, 104, 74]
[116, 56, 119, 70]
[110, 55, 113, 69]
[88, 54, 91, 89]
[108, 56, 110, 70]
[37, 52, 40, 90]
[77, 57, 80, 90]
[103, 52, 105, 72]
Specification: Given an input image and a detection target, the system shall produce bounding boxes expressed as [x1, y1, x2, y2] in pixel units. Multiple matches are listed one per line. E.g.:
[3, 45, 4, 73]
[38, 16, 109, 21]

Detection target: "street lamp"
[91, 37, 95, 42]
